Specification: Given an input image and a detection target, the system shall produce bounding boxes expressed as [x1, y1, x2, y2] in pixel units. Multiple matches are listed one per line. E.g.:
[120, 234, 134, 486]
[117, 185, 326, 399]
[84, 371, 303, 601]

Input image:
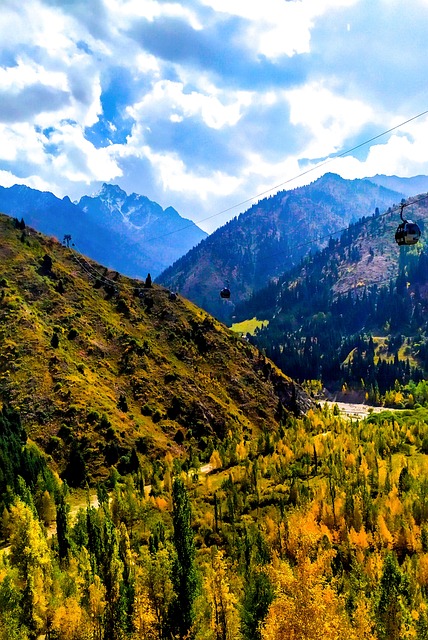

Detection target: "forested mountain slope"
[0, 213, 311, 485]
[157, 173, 405, 321]
[4, 216, 428, 640]
[235, 193, 428, 398]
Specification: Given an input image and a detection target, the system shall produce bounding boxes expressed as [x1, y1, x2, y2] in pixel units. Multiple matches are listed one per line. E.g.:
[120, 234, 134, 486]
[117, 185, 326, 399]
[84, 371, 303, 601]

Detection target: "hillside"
[5, 216, 428, 640]
[157, 173, 405, 322]
[234, 193, 428, 396]
[0, 183, 207, 279]
[0, 213, 311, 484]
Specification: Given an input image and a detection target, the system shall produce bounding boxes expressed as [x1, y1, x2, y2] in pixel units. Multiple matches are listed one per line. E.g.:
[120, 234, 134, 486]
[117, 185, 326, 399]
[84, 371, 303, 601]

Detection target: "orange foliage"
[262, 547, 371, 640]
[52, 597, 87, 640]
[285, 509, 333, 560]
[376, 515, 394, 548]
[235, 440, 247, 461]
[276, 440, 294, 463]
[417, 553, 428, 587]
[348, 526, 371, 551]
[345, 452, 356, 469]
[209, 450, 223, 470]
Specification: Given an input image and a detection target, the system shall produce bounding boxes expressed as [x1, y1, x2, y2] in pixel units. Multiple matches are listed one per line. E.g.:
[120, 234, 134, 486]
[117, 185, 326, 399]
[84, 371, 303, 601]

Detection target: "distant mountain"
[366, 174, 428, 196]
[0, 183, 207, 278]
[157, 173, 405, 321]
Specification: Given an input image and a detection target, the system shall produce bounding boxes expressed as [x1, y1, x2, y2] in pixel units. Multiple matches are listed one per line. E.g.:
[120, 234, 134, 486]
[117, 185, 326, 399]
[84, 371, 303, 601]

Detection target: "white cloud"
[49, 123, 122, 183]
[0, 123, 47, 164]
[286, 82, 375, 157]
[332, 117, 428, 180]
[0, 59, 67, 93]
[139, 145, 241, 205]
[1, 0, 428, 230]
[200, 0, 359, 59]
[0, 169, 57, 194]
[127, 80, 252, 131]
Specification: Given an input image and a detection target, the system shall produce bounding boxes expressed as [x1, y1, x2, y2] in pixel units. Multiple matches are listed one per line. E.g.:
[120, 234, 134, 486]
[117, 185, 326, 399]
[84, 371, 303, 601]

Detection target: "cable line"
[145, 108, 428, 243]
[66, 192, 428, 302]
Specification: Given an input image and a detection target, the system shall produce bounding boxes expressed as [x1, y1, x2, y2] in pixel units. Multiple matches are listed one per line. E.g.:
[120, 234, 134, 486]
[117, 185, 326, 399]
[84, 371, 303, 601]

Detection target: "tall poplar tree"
[170, 477, 198, 639]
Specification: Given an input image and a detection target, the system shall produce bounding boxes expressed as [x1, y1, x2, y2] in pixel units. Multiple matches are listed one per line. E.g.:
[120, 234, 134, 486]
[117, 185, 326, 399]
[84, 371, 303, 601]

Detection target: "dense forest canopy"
[3, 401, 428, 638]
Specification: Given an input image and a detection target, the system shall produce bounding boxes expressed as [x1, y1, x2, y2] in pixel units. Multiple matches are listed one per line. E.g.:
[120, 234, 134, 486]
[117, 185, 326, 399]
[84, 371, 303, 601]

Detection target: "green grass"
[231, 317, 269, 336]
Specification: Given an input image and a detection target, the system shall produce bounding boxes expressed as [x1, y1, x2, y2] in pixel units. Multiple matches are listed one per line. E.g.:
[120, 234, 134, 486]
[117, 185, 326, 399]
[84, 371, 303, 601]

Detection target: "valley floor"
[324, 400, 398, 419]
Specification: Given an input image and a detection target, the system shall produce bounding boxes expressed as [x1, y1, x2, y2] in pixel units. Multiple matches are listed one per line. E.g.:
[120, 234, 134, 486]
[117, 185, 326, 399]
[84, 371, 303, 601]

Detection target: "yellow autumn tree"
[8, 498, 52, 637]
[132, 578, 157, 640]
[138, 545, 175, 637]
[261, 541, 373, 640]
[51, 596, 88, 640]
[210, 450, 223, 470]
[203, 549, 241, 640]
[87, 575, 106, 640]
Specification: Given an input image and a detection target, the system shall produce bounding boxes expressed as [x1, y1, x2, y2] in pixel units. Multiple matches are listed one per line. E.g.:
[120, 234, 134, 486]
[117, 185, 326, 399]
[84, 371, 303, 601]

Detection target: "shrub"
[99, 414, 111, 430]
[41, 253, 53, 272]
[141, 404, 153, 416]
[46, 436, 62, 454]
[152, 409, 162, 423]
[116, 297, 130, 315]
[58, 424, 72, 442]
[86, 410, 100, 424]
[136, 436, 151, 454]
[118, 394, 128, 412]
[105, 426, 117, 441]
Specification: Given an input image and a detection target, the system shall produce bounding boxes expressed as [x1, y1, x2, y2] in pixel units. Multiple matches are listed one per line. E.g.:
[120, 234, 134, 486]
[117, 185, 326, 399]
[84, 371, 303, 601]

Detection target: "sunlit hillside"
[0, 212, 310, 484]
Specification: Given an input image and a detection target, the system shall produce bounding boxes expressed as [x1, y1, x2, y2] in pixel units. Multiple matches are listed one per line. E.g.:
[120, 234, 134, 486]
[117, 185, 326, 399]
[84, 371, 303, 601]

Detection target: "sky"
[1, 0, 428, 232]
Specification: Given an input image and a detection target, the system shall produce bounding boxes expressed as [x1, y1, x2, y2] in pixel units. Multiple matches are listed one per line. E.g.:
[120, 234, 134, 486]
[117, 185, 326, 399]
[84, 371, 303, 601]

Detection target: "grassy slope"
[230, 317, 269, 336]
[0, 214, 311, 482]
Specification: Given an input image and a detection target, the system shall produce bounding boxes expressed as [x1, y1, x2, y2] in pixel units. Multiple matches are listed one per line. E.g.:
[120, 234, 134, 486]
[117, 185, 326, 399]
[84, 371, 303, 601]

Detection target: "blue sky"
[1, 0, 428, 231]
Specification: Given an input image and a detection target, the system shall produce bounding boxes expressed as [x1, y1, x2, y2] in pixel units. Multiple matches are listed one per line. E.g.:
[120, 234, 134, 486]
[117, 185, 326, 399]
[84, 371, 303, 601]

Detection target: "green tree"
[241, 569, 273, 640]
[55, 490, 70, 562]
[376, 552, 411, 640]
[170, 477, 198, 638]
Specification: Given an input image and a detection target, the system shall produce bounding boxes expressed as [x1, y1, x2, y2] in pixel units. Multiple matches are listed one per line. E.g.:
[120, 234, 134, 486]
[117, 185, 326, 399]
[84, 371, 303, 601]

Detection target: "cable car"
[220, 281, 231, 299]
[395, 204, 421, 246]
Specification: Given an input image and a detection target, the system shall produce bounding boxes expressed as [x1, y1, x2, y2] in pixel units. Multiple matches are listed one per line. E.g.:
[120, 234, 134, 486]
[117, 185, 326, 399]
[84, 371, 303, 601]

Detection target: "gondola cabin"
[220, 285, 231, 299]
[395, 220, 421, 246]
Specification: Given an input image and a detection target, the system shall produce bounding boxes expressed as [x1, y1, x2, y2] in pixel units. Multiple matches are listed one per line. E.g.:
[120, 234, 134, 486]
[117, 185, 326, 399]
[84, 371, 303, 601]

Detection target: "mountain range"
[1, 173, 426, 326]
[157, 173, 407, 321]
[367, 174, 428, 196]
[0, 183, 207, 279]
